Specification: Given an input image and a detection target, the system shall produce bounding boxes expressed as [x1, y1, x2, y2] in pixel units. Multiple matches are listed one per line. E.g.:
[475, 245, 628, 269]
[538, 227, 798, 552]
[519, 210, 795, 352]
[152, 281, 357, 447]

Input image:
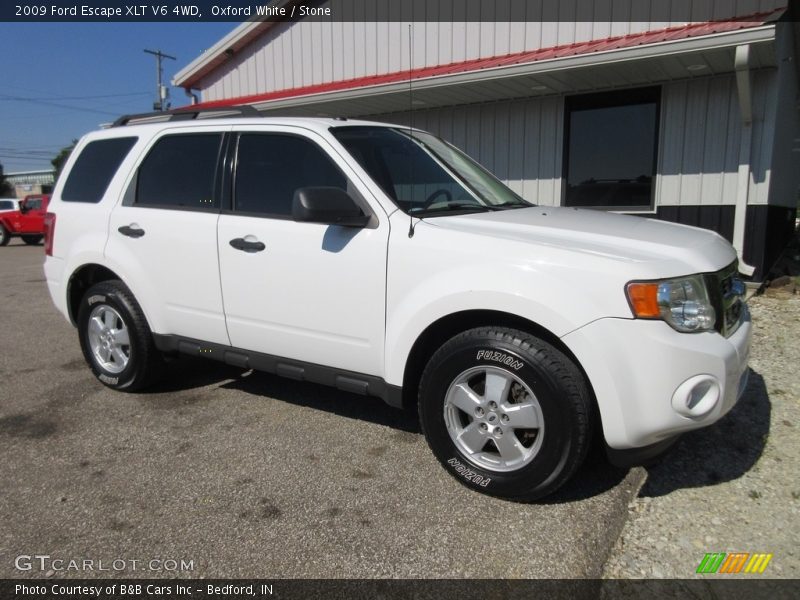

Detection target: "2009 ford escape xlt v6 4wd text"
[43, 109, 751, 501]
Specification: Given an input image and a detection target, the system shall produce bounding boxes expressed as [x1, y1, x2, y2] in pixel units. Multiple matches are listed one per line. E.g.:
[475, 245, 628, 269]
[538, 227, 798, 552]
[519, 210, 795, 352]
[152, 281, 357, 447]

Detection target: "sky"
[0, 22, 236, 173]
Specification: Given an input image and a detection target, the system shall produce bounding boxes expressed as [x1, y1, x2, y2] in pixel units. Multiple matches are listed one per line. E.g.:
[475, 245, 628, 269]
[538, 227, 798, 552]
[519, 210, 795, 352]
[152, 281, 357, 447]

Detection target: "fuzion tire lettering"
[476, 349, 524, 371]
[447, 457, 491, 487]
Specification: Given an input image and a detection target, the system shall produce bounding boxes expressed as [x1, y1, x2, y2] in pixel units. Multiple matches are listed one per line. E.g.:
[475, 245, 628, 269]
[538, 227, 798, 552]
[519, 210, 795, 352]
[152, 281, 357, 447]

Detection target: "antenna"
[407, 22, 417, 238]
[408, 23, 414, 134]
[144, 49, 176, 112]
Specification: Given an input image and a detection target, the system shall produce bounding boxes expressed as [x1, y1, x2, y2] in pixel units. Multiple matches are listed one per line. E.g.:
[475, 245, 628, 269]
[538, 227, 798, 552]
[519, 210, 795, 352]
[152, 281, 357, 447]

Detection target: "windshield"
[331, 126, 531, 215]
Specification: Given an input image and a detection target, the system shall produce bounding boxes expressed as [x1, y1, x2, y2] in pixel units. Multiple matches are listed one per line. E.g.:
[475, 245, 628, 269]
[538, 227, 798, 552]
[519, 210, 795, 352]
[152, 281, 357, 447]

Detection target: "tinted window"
[333, 127, 532, 215]
[0, 201, 14, 210]
[137, 134, 222, 209]
[234, 134, 347, 216]
[25, 198, 42, 210]
[563, 87, 660, 209]
[333, 127, 479, 213]
[62, 137, 137, 203]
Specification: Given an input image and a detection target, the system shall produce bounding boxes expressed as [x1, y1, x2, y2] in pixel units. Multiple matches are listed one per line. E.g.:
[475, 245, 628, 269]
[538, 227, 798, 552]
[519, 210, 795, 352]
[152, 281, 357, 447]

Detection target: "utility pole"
[144, 48, 176, 111]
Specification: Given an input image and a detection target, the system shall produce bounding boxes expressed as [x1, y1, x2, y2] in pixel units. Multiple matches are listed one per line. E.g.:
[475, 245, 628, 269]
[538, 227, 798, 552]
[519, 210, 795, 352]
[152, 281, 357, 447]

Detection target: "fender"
[386, 291, 588, 388]
[97, 245, 166, 335]
[0, 212, 21, 233]
[383, 213, 636, 387]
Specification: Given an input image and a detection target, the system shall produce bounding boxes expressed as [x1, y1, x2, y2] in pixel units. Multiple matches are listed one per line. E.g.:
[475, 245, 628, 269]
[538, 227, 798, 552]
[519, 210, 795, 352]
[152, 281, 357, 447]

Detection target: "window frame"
[131, 131, 228, 213]
[561, 86, 662, 213]
[226, 130, 375, 225]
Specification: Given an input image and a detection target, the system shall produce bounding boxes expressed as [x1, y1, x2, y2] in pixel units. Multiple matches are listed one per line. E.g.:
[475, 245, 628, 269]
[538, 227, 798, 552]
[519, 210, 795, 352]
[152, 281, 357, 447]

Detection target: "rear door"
[217, 125, 389, 375]
[106, 127, 230, 343]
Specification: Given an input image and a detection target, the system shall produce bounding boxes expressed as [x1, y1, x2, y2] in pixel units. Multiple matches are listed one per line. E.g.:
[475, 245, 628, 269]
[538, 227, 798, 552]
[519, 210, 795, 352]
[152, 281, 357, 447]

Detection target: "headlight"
[626, 275, 716, 333]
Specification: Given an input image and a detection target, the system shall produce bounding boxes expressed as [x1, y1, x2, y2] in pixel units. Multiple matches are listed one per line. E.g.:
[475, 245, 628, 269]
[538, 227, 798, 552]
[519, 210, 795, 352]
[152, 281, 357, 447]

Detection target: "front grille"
[706, 261, 746, 337]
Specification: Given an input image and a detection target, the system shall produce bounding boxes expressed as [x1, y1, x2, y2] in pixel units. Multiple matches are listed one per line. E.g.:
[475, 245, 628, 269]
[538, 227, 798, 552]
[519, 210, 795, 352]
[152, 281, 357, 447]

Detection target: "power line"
[0, 153, 55, 158]
[0, 143, 65, 150]
[0, 151, 55, 156]
[0, 95, 118, 116]
[0, 112, 94, 121]
[0, 92, 149, 102]
[0, 155, 53, 162]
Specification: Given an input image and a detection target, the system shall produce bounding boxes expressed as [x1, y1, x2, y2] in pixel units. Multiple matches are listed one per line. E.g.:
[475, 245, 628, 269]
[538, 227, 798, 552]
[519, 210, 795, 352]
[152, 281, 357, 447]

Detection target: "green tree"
[0, 162, 14, 196]
[52, 140, 78, 182]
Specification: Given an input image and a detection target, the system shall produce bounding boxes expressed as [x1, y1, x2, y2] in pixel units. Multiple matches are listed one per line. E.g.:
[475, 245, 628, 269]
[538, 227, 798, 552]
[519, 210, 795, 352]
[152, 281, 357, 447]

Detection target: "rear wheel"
[21, 234, 43, 245]
[77, 280, 163, 391]
[0, 224, 9, 246]
[418, 327, 592, 501]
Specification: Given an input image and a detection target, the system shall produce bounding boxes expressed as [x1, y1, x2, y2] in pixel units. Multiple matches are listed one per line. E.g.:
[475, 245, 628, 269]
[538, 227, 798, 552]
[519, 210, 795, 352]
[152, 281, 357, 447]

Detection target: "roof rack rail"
[111, 105, 261, 127]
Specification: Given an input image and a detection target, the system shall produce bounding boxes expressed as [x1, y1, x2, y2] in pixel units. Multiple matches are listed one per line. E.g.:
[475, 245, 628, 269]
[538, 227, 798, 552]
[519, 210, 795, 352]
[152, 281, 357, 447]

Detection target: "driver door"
[217, 126, 389, 376]
[17, 196, 46, 233]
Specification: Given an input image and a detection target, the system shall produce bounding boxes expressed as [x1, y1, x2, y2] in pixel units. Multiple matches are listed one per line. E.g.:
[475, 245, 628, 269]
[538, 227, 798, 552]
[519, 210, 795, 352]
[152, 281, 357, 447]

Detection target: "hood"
[424, 206, 737, 275]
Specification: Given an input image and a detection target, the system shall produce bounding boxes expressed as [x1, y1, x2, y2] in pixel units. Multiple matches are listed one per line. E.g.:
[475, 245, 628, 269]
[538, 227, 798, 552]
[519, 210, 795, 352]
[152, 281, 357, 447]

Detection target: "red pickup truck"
[0, 194, 50, 246]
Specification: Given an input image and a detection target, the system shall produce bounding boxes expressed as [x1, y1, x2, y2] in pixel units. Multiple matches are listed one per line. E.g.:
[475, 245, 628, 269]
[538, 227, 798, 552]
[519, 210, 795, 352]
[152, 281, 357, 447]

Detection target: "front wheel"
[77, 280, 163, 391]
[21, 234, 43, 245]
[418, 327, 592, 501]
[0, 224, 9, 246]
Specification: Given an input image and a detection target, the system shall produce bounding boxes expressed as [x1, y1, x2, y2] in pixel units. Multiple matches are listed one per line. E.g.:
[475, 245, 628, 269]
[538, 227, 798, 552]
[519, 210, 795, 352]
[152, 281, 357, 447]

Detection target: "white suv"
[43, 110, 751, 501]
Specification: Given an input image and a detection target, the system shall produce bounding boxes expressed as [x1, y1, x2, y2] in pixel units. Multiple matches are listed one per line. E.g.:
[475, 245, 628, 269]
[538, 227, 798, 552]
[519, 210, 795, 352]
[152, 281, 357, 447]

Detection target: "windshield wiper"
[409, 202, 500, 216]
[492, 200, 534, 209]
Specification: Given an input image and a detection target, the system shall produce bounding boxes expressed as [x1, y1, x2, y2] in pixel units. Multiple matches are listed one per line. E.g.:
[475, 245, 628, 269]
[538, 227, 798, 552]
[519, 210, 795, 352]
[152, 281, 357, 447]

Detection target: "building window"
[563, 87, 660, 210]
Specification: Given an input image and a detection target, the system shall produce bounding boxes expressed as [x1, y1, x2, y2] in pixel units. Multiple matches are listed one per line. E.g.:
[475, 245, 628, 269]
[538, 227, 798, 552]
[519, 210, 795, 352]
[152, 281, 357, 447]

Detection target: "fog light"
[671, 375, 720, 418]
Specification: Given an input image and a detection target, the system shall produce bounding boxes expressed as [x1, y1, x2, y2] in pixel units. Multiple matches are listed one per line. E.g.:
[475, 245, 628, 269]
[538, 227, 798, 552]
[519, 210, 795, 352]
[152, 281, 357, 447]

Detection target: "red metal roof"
[190, 10, 781, 110]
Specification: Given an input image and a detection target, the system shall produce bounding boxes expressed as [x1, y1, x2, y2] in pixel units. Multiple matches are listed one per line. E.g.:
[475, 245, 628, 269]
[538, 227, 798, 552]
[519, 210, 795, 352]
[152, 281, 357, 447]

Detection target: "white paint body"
[44, 117, 751, 451]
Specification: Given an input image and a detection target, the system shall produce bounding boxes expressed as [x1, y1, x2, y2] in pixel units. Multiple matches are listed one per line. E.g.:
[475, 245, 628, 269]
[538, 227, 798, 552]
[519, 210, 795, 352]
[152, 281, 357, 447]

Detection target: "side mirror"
[292, 187, 369, 228]
[19, 203, 29, 214]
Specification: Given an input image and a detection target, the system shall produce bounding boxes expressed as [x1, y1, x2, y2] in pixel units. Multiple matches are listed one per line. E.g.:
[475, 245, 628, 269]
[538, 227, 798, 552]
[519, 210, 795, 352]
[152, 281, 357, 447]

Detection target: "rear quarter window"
[61, 137, 138, 203]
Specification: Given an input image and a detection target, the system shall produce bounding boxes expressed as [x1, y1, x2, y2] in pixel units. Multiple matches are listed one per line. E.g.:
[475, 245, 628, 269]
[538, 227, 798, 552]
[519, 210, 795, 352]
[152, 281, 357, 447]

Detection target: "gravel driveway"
[604, 286, 800, 578]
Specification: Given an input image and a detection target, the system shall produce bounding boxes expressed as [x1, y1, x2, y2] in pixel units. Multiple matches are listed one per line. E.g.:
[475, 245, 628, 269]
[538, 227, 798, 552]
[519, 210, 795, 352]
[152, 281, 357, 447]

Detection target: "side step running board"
[153, 334, 403, 408]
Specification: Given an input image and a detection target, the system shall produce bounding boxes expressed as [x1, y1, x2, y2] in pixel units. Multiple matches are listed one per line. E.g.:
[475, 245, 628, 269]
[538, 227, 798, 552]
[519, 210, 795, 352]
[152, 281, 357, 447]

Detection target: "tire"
[0, 224, 9, 246]
[77, 280, 163, 391]
[21, 234, 43, 245]
[418, 327, 592, 501]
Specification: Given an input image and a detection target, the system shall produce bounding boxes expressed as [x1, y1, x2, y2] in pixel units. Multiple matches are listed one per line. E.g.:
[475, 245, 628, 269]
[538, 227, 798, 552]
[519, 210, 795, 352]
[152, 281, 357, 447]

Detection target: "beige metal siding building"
[174, 0, 800, 279]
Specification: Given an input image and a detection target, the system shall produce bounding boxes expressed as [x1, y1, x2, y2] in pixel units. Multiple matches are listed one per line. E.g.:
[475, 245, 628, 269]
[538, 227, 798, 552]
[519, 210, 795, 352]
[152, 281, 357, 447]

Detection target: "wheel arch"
[67, 263, 123, 326]
[399, 310, 599, 423]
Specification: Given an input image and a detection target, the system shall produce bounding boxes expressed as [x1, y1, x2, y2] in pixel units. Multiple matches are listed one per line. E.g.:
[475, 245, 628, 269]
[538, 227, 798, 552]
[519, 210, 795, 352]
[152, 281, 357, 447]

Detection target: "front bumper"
[606, 434, 681, 468]
[562, 306, 751, 450]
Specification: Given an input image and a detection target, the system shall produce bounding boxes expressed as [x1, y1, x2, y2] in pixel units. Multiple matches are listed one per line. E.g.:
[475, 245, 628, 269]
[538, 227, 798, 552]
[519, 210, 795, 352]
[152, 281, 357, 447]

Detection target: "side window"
[234, 134, 347, 217]
[61, 137, 137, 203]
[137, 134, 222, 209]
[25, 198, 42, 210]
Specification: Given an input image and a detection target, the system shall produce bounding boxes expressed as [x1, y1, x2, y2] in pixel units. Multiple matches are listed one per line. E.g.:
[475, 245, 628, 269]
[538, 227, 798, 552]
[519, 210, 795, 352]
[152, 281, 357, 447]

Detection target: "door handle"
[118, 225, 145, 238]
[229, 237, 266, 253]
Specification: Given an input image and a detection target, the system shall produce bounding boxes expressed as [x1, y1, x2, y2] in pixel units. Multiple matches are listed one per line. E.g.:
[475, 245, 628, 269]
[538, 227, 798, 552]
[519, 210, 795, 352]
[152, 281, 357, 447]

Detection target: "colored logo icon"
[697, 553, 773, 574]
